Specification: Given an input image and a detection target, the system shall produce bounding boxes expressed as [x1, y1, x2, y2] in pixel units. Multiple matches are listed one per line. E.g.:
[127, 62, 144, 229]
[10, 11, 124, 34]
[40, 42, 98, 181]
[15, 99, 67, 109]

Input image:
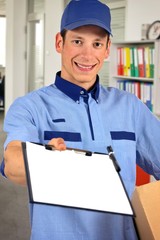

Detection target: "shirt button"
[80, 90, 84, 95]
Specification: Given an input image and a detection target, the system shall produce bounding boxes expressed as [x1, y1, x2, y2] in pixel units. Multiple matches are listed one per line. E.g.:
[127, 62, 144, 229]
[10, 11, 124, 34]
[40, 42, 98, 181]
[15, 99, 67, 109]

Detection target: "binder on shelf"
[144, 83, 153, 111]
[134, 82, 141, 99]
[117, 47, 124, 75]
[136, 165, 150, 186]
[124, 47, 131, 76]
[22, 141, 134, 216]
[137, 47, 145, 78]
[149, 47, 154, 78]
[144, 47, 150, 78]
[133, 47, 139, 77]
[130, 47, 135, 77]
[116, 80, 124, 90]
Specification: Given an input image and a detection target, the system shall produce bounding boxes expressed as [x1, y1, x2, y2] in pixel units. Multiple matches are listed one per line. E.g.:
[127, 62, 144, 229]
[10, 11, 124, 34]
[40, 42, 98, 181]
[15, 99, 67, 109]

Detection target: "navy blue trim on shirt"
[0, 160, 6, 177]
[55, 71, 100, 102]
[52, 118, 65, 123]
[44, 131, 82, 142]
[110, 131, 136, 141]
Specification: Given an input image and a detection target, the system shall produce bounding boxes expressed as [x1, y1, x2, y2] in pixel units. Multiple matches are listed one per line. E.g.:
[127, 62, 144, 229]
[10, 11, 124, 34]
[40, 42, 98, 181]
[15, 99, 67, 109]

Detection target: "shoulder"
[100, 85, 139, 103]
[12, 85, 54, 104]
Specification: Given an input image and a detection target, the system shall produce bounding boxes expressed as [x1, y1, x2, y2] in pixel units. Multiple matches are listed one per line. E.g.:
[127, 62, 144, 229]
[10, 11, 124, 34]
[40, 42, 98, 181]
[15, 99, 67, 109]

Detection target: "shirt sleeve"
[3, 96, 41, 149]
[135, 98, 160, 180]
[0, 95, 42, 177]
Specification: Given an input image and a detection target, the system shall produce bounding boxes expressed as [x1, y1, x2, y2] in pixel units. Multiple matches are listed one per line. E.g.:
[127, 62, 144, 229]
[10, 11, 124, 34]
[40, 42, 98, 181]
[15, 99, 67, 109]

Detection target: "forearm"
[4, 141, 27, 186]
[3, 138, 66, 186]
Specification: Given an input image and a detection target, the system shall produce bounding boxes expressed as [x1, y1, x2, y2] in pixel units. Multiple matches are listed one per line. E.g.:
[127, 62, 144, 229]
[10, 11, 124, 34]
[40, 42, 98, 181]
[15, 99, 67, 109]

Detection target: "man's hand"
[4, 138, 66, 186]
[48, 138, 66, 151]
[4, 140, 27, 185]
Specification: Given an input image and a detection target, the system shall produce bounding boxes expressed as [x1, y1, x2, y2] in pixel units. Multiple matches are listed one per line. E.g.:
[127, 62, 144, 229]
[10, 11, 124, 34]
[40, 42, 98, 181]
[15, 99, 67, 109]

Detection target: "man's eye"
[73, 40, 82, 45]
[94, 42, 103, 48]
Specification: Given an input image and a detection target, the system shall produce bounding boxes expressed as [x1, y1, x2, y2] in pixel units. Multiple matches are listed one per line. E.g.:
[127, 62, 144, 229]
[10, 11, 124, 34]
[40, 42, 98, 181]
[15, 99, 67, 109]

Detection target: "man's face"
[56, 25, 111, 90]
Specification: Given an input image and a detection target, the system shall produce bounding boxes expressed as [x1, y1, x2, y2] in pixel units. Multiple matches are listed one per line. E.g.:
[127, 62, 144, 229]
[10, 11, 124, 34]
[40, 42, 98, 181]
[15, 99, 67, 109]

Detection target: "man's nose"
[81, 45, 94, 59]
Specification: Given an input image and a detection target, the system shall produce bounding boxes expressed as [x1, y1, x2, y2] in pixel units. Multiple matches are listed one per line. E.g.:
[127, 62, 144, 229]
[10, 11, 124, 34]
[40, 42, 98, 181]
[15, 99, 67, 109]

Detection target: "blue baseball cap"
[61, 0, 112, 35]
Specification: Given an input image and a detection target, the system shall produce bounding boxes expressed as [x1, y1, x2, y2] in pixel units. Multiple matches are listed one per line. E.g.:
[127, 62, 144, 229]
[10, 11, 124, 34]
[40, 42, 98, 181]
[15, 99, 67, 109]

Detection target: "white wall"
[5, 0, 27, 113]
[125, 0, 160, 41]
[44, 0, 64, 86]
[5, 0, 64, 113]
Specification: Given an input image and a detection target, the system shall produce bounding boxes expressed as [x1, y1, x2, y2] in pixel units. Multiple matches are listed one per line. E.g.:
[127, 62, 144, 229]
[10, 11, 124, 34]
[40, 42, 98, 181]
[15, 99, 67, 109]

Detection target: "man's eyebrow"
[94, 37, 106, 41]
[71, 35, 105, 41]
[71, 35, 84, 39]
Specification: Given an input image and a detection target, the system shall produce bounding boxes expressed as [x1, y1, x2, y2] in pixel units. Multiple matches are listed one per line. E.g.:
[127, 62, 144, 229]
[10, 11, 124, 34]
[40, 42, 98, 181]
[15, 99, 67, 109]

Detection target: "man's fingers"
[48, 138, 66, 150]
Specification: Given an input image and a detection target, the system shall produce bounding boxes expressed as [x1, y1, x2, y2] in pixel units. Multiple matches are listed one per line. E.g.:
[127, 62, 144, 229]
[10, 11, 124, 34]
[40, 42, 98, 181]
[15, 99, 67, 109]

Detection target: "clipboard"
[22, 141, 134, 216]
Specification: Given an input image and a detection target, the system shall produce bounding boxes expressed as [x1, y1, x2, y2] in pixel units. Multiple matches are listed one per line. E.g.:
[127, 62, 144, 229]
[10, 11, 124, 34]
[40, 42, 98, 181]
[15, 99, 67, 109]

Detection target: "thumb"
[48, 138, 66, 151]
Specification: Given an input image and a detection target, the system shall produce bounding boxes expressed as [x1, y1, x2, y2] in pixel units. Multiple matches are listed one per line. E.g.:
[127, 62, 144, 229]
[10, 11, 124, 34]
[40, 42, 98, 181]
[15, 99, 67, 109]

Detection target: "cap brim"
[64, 19, 112, 36]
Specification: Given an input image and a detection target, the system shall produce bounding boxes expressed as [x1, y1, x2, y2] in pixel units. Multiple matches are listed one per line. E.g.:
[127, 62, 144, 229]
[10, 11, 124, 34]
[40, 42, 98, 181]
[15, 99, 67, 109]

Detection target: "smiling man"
[56, 25, 110, 89]
[1, 0, 160, 240]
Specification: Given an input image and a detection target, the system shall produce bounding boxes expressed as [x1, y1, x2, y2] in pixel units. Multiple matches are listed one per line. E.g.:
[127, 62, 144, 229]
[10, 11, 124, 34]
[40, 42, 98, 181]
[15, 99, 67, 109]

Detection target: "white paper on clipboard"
[22, 141, 134, 216]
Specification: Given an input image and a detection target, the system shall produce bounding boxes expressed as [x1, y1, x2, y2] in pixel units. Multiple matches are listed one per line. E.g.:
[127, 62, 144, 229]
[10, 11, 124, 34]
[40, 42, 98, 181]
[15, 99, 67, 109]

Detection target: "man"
[1, 0, 160, 239]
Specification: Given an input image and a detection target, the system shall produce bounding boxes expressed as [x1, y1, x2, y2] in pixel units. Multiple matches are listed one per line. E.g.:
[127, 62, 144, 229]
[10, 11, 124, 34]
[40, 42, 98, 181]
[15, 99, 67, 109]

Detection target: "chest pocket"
[110, 131, 136, 141]
[44, 131, 82, 142]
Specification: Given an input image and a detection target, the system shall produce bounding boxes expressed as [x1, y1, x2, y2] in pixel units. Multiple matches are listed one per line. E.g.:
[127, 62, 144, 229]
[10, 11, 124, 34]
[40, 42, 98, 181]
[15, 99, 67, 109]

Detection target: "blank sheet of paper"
[23, 142, 133, 216]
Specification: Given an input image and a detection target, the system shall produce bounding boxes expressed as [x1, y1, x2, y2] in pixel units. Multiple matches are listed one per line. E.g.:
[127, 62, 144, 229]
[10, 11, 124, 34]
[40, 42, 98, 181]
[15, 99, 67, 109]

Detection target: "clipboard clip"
[45, 144, 92, 156]
[107, 146, 121, 172]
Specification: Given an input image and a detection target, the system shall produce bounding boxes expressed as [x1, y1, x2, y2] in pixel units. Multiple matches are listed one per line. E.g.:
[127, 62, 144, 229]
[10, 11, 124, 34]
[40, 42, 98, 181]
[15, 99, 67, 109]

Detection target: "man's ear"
[55, 32, 63, 53]
[105, 39, 111, 59]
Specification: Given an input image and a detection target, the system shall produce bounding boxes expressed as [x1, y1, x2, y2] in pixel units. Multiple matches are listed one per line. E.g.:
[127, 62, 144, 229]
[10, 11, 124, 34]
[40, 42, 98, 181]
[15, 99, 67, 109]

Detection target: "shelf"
[112, 75, 154, 82]
[112, 40, 159, 45]
[109, 40, 160, 116]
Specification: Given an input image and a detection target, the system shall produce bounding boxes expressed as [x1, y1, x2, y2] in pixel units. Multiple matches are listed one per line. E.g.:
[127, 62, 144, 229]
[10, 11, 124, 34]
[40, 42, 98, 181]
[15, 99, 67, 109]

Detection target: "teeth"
[77, 63, 93, 69]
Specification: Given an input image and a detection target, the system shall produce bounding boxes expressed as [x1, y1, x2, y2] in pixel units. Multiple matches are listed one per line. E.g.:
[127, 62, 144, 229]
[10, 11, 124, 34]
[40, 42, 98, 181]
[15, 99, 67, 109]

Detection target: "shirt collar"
[55, 71, 100, 103]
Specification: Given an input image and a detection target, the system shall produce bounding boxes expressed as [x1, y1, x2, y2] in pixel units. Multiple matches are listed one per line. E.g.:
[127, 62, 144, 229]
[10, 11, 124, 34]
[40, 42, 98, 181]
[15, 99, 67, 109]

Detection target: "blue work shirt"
[1, 72, 160, 240]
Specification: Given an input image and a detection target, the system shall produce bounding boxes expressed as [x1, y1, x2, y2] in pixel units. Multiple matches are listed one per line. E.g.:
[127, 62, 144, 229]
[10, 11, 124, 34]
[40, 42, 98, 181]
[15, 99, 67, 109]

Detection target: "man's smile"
[74, 62, 97, 71]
